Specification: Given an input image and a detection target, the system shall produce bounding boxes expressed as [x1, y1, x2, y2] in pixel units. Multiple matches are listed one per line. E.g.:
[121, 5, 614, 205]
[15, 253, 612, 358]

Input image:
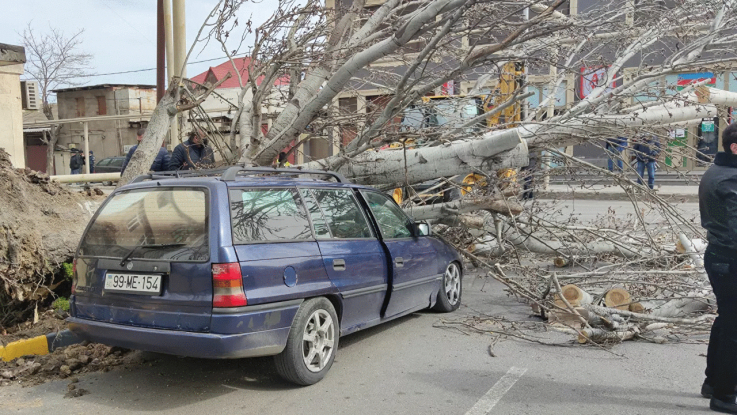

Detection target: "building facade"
[0, 43, 26, 168]
[52, 84, 157, 162]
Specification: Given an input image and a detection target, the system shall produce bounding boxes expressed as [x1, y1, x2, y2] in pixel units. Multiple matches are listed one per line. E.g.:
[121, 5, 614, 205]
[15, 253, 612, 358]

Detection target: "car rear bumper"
[68, 317, 290, 359]
[67, 299, 303, 359]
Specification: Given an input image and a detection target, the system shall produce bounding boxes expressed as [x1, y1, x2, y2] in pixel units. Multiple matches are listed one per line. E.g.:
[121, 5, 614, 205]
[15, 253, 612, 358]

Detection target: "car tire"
[274, 297, 339, 386]
[433, 262, 462, 312]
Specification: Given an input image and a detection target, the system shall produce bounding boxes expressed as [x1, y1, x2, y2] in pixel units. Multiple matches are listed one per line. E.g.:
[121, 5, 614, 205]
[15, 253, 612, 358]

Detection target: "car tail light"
[212, 263, 247, 307]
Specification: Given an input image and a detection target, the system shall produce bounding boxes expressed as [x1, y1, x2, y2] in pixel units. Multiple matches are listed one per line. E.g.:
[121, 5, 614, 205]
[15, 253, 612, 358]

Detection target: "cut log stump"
[555, 284, 592, 307]
[605, 288, 631, 310]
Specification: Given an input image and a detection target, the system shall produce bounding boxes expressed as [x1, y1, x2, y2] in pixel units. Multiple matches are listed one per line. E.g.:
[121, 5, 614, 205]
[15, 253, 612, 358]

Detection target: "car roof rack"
[129, 167, 232, 183]
[128, 166, 347, 184]
[221, 166, 347, 183]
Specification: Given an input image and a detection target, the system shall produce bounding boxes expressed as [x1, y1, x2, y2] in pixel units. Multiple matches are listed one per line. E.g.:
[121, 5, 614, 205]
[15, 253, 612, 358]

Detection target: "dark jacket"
[69, 153, 85, 170]
[606, 137, 628, 149]
[121, 145, 172, 173]
[89, 154, 95, 173]
[169, 139, 215, 171]
[700, 152, 737, 252]
[632, 137, 660, 162]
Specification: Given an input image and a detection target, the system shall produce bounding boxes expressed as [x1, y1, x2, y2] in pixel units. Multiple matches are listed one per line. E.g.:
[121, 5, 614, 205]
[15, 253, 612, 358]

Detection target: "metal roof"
[51, 84, 156, 93]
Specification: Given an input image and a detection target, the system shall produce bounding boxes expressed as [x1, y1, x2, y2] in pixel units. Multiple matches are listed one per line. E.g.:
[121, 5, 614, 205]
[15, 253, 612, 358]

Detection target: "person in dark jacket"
[605, 136, 627, 172]
[69, 149, 84, 174]
[520, 151, 539, 200]
[699, 122, 737, 413]
[169, 130, 215, 171]
[88, 151, 95, 173]
[121, 128, 171, 173]
[632, 135, 660, 189]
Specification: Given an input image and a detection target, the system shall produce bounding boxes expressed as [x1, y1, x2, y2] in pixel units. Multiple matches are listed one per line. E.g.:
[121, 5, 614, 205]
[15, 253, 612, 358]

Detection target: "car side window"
[97, 158, 111, 167]
[362, 191, 413, 239]
[229, 188, 312, 243]
[311, 189, 373, 239]
[299, 189, 332, 239]
[110, 158, 124, 167]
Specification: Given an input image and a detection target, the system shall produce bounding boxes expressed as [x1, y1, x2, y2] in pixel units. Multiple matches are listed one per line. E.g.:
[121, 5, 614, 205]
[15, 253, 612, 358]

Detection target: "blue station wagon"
[68, 167, 463, 385]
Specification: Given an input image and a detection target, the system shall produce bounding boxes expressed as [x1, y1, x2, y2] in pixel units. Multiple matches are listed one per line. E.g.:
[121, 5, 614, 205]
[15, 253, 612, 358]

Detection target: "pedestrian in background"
[698, 122, 737, 413]
[69, 149, 84, 175]
[88, 151, 95, 173]
[632, 135, 660, 189]
[520, 151, 539, 200]
[121, 127, 171, 174]
[169, 130, 215, 171]
[605, 136, 627, 172]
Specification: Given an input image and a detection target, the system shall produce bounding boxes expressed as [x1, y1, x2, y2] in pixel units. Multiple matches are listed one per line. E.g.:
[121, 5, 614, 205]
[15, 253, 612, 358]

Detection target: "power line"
[84, 55, 246, 78]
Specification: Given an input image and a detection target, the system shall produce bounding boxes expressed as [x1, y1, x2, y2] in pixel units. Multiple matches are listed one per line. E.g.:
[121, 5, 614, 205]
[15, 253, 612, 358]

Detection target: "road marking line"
[465, 366, 527, 415]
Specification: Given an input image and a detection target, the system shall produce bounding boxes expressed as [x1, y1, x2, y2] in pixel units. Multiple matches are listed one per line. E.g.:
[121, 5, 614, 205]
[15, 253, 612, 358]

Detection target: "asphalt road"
[0, 199, 712, 414]
[0, 277, 710, 415]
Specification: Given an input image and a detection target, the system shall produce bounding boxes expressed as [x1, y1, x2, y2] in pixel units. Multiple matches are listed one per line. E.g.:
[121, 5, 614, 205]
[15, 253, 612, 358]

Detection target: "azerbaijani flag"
[677, 72, 716, 89]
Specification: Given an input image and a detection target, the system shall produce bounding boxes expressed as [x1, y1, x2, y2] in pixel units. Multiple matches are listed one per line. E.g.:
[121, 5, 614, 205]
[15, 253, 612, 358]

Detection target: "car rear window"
[78, 188, 209, 261]
[230, 188, 312, 243]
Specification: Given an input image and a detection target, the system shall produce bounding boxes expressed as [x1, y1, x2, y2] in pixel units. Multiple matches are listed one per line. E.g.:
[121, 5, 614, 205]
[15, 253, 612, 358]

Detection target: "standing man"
[520, 150, 538, 200]
[605, 136, 627, 172]
[699, 123, 737, 413]
[169, 130, 215, 171]
[88, 151, 95, 174]
[121, 128, 171, 173]
[633, 135, 660, 189]
[69, 149, 83, 175]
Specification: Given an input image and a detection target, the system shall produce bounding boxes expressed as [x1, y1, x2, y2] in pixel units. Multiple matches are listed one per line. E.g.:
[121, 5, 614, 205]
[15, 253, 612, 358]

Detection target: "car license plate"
[104, 273, 162, 295]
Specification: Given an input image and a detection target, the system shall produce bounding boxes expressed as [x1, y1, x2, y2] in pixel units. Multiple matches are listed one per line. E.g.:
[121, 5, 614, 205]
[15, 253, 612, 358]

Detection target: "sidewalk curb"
[0, 330, 83, 362]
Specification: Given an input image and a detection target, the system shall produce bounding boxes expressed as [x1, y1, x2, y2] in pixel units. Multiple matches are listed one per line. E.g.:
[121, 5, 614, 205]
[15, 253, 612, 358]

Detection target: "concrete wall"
[0, 63, 25, 168]
[56, 86, 157, 161]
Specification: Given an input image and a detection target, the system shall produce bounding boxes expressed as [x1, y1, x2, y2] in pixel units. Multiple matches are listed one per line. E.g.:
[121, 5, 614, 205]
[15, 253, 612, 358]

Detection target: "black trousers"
[705, 247, 737, 398]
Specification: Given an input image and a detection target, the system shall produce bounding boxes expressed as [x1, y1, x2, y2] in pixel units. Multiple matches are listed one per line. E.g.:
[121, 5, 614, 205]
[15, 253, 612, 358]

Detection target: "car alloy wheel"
[302, 309, 335, 373]
[445, 262, 461, 306]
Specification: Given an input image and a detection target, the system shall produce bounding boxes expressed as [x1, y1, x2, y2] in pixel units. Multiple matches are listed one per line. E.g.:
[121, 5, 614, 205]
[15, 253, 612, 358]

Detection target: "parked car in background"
[68, 167, 463, 386]
[93, 156, 126, 173]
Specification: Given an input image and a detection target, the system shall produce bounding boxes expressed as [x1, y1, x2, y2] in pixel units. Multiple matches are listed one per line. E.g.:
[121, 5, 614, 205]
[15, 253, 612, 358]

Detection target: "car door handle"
[395, 257, 404, 268]
[333, 259, 346, 271]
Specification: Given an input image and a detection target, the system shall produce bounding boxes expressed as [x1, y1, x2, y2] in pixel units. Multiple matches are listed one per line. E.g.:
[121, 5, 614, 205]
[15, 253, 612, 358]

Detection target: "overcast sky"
[1, 0, 277, 91]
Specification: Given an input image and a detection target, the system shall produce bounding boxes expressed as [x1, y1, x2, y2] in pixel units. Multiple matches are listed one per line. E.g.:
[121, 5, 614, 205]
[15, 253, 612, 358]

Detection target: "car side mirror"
[416, 222, 431, 236]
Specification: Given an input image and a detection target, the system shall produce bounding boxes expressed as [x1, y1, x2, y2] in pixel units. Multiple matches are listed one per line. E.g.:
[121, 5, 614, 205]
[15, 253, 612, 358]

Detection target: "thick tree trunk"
[117, 82, 180, 186]
[44, 126, 59, 175]
[305, 129, 527, 187]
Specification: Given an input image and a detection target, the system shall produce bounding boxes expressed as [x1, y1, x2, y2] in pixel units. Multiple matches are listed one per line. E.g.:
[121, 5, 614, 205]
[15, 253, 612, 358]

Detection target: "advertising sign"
[579, 66, 616, 99]
[676, 72, 716, 90]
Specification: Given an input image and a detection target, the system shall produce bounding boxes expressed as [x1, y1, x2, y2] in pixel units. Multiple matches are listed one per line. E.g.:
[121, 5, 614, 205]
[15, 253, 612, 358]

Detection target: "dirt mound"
[0, 149, 103, 327]
[0, 343, 137, 387]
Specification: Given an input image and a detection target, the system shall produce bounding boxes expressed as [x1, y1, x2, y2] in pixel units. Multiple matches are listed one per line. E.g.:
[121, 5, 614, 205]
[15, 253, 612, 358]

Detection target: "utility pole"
[157, 0, 165, 103]
[173, 0, 186, 79]
[172, 0, 186, 144]
[163, 0, 177, 148]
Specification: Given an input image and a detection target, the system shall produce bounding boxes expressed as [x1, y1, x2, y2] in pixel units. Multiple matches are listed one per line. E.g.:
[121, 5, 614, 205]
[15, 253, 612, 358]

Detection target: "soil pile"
[0, 342, 136, 387]
[0, 149, 102, 326]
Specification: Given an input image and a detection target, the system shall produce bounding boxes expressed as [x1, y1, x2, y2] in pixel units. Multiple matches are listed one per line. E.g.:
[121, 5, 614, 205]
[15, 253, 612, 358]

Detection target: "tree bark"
[305, 128, 527, 187]
[406, 196, 523, 220]
[117, 81, 180, 186]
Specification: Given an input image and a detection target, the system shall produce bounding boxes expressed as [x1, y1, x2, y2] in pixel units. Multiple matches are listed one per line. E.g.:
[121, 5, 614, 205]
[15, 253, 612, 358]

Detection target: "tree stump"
[605, 288, 631, 310]
[554, 284, 592, 307]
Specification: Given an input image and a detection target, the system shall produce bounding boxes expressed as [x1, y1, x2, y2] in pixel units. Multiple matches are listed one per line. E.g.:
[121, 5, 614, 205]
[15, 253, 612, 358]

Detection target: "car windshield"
[78, 188, 209, 261]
